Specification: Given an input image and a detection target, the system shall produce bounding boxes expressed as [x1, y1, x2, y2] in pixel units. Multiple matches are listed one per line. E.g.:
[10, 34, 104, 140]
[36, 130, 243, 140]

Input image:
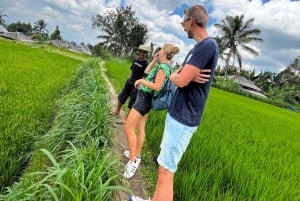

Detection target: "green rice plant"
[146, 88, 300, 201]
[104, 58, 132, 93]
[0, 38, 84, 191]
[0, 59, 128, 200]
[100, 55, 300, 200]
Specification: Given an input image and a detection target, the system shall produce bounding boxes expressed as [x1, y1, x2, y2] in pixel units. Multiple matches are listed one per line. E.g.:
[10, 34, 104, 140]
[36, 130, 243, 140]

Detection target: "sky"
[1, 0, 300, 74]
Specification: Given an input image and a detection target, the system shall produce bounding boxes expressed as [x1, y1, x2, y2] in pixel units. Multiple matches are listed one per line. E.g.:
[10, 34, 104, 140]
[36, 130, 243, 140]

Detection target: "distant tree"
[7, 21, 32, 35]
[214, 15, 263, 78]
[214, 36, 227, 61]
[33, 19, 49, 40]
[0, 8, 7, 25]
[253, 56, 300, 107]
[91, 6, 148, 56]
[239, 68, 256, 80]
[92, 43, 112, 59]
[50, 25, 62, 40]
[275, 56, 300, 86]
[253, 70, 276, 91]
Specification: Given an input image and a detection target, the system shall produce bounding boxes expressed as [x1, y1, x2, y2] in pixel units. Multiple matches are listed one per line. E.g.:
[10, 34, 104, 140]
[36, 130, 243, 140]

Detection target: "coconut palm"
[0, 8, 7, 25]
[33, 19, 49, 40]
[214, 14, 263, 78]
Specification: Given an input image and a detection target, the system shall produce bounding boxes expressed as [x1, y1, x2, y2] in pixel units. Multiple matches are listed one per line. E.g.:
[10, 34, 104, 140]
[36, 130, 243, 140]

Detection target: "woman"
[123, 44, 180, 179]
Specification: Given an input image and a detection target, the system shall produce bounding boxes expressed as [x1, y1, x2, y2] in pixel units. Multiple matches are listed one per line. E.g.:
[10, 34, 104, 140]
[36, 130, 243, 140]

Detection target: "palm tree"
[33, 19, 49, 40]
[214, 14, 263, 79]
[0, 8, 7, 25]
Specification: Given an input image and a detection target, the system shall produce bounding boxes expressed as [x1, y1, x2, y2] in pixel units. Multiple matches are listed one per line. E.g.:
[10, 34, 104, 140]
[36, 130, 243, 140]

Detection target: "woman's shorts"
[132, 90, 152, 116]
[157, 113, 197, 173]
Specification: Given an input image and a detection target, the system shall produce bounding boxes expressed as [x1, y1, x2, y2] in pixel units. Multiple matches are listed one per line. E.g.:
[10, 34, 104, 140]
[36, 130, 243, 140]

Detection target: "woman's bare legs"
[135, 113, 148, 156]
[124, 108, 143, 161]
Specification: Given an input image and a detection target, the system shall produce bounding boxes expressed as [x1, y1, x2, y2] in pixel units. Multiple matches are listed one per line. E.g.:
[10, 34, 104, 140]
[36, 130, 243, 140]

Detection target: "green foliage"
[92, 43, 113, 59]
[214, 14, 263, 76]
[147, 88, 300, 201]
[0, 38, 83, 191]
[33, 19, 49, 41]
[252, 56, 300, 109]
[104, 57, 132, 93]
[91, 6, 148, 56]
[6, 21, 32, 35]
[50, 25, 62, 40]
[0, 59, 126, 200]
[106, 58, 300, 200]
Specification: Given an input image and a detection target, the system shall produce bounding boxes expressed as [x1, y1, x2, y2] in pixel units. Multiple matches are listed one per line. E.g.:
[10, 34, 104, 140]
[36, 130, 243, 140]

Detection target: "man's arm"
[170, 64, 211, 87]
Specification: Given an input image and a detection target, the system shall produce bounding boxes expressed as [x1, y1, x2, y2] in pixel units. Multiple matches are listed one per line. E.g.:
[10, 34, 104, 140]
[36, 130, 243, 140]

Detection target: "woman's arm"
[144, 53, 159, 74]
[135, 69, 165, 92]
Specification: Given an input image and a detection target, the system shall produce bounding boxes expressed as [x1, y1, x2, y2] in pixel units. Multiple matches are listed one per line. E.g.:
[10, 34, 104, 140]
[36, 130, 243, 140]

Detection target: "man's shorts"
[118, 79, 135, 104]
[157, 113, 197, 173]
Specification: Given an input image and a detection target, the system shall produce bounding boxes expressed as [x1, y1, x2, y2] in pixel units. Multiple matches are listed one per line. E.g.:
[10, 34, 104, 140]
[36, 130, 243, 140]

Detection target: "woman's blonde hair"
[163, 44, 180, 60]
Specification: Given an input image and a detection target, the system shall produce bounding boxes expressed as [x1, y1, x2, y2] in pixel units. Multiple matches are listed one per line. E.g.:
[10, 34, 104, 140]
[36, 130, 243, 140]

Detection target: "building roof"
[0, 30, 91, 54]
[0, 25, 8, 33]
[50, 39, 91, 54]
[0, 31, 34, 42]
[228, 75, 263, 92]
[228, 75, 267, 98]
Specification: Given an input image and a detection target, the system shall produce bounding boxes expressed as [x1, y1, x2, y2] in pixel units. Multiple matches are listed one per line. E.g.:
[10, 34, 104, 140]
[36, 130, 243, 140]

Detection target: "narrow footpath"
[99, 62, 149, 201]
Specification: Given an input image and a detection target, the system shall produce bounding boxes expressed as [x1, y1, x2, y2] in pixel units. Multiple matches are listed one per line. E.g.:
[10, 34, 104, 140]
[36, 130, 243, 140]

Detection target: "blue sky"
[1, 0, 300, 74]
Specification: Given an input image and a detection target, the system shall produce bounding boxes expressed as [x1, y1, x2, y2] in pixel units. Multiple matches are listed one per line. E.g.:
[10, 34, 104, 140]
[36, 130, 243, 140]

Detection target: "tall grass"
[147, 88, 300, 201]
[104, 57, 132, 92]
[105, 58, 300, 201]
[0, 59, 127, 200]
[0, 38, 83, 190]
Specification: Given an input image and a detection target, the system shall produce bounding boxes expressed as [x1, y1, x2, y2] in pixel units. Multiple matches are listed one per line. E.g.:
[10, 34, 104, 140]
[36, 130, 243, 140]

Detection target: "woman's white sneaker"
[128, 194, 151, 201]
[124, 150, 130, 159]
[123, 156, 141, 179]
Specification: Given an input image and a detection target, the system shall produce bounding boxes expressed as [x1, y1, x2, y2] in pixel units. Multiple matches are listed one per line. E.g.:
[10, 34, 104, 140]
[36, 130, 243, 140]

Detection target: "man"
[112, 45, 149, 124]
[129, 5, 219, 201]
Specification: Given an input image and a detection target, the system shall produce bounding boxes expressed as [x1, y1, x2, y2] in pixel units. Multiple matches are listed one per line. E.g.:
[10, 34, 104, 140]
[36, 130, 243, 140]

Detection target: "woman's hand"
[134, 79, 142, 88]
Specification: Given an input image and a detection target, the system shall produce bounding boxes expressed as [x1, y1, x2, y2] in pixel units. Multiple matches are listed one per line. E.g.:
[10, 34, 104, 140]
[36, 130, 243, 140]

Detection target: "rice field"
[1, 38, 299, 200]
[0, 38, 125, 200]
[105, 58, 300, 201]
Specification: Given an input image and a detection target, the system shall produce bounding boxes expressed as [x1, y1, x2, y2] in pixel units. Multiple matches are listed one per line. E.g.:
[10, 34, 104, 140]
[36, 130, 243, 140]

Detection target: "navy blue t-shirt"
[168, 37, 219, 127]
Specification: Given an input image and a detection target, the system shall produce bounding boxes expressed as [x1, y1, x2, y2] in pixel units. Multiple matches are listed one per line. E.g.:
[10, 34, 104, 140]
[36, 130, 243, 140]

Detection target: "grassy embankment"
[105, 58, 300, 201]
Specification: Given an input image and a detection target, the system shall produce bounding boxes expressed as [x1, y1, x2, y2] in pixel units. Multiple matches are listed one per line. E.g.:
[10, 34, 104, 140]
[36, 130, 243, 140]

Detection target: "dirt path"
[99, 62, 149, 201]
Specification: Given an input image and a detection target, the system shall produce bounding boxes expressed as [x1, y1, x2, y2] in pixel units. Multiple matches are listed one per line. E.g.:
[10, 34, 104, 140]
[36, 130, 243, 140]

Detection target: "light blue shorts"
[157, 113, 197, 173]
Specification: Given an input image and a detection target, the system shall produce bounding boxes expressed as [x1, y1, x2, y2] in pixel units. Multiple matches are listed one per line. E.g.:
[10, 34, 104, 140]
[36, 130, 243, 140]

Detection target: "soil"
[100, 62, 150, 201]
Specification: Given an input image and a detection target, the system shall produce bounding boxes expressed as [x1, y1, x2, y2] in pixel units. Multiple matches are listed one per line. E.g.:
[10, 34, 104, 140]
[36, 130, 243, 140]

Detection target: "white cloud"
[2, 0, 300, 73]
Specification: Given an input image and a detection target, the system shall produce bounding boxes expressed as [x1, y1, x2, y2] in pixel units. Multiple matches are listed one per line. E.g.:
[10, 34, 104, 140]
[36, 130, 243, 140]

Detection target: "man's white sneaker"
[128, 194, 151, 201]
[123, 157, 141, 179]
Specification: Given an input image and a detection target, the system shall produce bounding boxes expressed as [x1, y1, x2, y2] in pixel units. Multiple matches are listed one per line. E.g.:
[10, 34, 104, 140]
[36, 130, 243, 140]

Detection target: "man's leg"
[112, 101, 122, 116]
[152, 166, 174, 201]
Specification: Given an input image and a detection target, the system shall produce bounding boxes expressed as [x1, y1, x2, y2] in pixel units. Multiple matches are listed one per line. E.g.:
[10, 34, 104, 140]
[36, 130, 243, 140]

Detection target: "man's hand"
[193, 69, 211, 83]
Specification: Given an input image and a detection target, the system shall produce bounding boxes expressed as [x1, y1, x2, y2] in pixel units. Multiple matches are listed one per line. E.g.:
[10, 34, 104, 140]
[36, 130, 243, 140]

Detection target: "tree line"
[1, 6, 299, 109]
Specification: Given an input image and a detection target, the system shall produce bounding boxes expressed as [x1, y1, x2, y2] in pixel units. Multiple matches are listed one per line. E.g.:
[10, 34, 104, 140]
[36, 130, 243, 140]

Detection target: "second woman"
[123, 44, 180, 179]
